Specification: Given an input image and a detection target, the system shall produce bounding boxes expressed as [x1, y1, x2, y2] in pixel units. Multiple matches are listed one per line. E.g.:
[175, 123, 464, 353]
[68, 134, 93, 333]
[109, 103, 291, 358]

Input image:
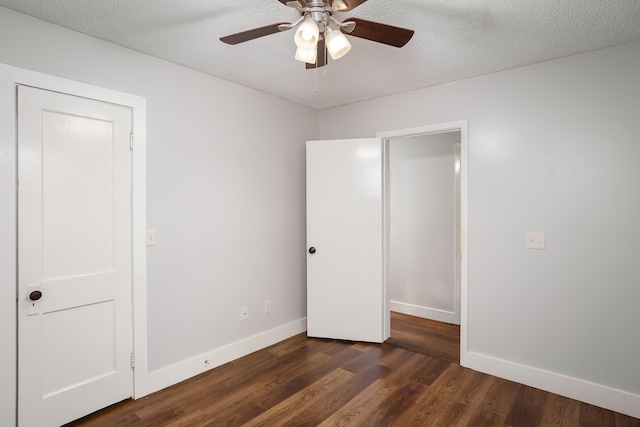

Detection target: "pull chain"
[324, 52, 329, 78]
[314, 43, 330, 93]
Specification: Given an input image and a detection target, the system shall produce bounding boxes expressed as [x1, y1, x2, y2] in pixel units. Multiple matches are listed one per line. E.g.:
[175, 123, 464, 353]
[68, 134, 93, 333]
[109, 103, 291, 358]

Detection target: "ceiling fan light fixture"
[332, 0, 349, 11]
[325, 27, 351, 60]
[294, 18, 320, 50]
[295, 46, 318, 64]
[220, 0, 415, 70]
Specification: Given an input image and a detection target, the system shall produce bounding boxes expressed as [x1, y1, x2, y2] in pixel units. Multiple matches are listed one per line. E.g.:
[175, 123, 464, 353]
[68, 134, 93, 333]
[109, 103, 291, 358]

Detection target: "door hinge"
[130, 352, 136, 368]
[129, 132, 134, 150]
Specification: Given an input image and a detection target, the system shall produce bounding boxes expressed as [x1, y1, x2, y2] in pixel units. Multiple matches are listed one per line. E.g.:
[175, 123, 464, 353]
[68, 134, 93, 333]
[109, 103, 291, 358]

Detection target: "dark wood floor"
[67, 313, 639, 426]
[387, 311, 460, 363]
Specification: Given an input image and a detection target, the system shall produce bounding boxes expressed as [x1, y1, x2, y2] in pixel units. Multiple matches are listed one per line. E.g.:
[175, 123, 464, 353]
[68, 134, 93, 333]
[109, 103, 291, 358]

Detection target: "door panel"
[306, 138, 386, 343]
[18, 86, 133, 427]
[42, 301, 116, 397]
[42, 111, 115, 278]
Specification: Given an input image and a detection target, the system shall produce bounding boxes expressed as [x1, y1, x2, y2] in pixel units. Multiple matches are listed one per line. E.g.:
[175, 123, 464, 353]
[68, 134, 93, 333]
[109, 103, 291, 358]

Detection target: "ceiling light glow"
[294, 19, 320, 50]
[325, 27, 351, 60]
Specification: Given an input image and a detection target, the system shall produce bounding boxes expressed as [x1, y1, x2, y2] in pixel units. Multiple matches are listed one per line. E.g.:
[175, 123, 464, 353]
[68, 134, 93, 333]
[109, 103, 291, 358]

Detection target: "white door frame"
[0, 64, 148, 427]
[378, 120, 469, 364]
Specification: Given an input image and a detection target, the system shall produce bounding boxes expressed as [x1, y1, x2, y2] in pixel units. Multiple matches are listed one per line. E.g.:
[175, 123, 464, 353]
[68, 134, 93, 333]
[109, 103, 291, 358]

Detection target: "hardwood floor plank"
[249, 362, 391, 427]
[266, 332, 313, 357]
[387, 312, 460, 363]
[65, 316, 639, 427]
[165, 409, 210, 427]
[203, 344, 364, 425]
[340, 343, 393, 374]
[138, 347, 322, 422]
[579, 401, 617, 426]
[318, 378, 413, 426]
[540, 393, 581, 426]
[389, 363, 463, 424]
[464, 376, 521, 427]
[243, 368, 355, 427]
[362, 380, 428, 426]
[199, 351, 332, 424]
[66, 401, 141, 426]
[349, 341, 379, 352]
[442, 370, 497, 426]
[410, 356, 451, 386]
[318, 352, 437, 426]
[394, 364, 491, 426]
[505, 385, 550, 427]
[377, 344, 418, 369]
[294, 363, 393, 426]
[97, 343, 283, 424]
[616, 412, 640, 427]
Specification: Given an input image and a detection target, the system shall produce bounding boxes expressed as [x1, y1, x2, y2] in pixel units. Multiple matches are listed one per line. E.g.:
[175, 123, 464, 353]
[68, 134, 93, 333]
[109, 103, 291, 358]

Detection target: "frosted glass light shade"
[295, 46, 318, 64]
[294, 20, 319, 50]
[332, 0, 348, 11]
[326, 29, 351, 60]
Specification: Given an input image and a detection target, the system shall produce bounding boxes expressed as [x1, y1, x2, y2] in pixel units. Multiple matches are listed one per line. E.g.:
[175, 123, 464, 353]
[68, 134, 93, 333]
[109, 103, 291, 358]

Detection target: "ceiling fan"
[220, 0, 415, 69]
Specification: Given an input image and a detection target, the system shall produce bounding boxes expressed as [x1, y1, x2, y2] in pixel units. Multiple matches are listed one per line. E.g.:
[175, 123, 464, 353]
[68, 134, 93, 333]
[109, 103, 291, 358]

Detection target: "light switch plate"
[146, 229, 156, 246]
[526, 232, 546, 250]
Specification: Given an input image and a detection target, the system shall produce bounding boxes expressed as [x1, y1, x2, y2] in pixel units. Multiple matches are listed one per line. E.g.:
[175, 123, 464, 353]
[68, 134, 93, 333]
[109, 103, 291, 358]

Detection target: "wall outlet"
[265, 300, 271, 313]
[526, 232, 546, 250]
[240, 306, 248, 321]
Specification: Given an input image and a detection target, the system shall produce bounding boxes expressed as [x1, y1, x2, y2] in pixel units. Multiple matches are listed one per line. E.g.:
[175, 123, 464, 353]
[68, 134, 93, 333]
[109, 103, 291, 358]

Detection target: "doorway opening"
[378, 121, 468, 364]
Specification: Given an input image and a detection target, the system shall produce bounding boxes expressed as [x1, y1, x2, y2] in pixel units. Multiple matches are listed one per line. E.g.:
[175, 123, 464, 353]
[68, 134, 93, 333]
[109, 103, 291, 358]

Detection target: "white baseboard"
[390, 300, 459, 325]
[145, 317, 307, 396]
[461, 350, 640, 419]
[141, 315, 640, 420]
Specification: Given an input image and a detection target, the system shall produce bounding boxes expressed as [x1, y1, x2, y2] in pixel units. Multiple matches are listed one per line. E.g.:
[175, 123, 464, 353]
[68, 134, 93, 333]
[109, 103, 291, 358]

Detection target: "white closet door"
[18, 86, 133, 427]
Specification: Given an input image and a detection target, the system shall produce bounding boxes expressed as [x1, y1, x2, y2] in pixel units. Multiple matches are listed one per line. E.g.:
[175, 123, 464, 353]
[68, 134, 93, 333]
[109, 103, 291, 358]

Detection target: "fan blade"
[331, 0, 368, 12]
[344, 18, 414, 47]
[306, 38, 328, 69]
[220, 23, 289, 45]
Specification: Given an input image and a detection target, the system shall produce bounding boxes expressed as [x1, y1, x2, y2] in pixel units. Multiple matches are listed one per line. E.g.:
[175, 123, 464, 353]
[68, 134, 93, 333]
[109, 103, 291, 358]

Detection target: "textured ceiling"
[1, 0, 639, 110]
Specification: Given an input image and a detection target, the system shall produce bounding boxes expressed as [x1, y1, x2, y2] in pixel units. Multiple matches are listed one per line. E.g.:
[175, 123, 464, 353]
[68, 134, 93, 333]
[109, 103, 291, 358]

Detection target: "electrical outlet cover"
[526, 232, 546, 250]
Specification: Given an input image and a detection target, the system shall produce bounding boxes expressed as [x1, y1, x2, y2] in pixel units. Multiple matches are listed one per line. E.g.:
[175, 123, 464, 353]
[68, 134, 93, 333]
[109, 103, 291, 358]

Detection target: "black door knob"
[29, 290, 42, 301]
[308, 247, 316, 254]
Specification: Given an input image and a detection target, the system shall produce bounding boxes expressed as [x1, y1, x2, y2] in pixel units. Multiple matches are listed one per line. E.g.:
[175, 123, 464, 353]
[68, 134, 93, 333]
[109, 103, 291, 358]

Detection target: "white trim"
[377, 121, 468, 140]
[381, 140, 391, 341]
[146, 318, 307, 395]
[464, 351, 640, 419]
[390, 301, 458, 325]
[0, 64, 148, 427]
[0, 65, 19, 427]
[377, 120, 469, 362]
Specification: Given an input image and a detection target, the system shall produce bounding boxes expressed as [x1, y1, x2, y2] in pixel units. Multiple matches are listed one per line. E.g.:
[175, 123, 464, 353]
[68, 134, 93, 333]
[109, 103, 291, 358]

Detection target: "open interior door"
[306, 138, 388, 343]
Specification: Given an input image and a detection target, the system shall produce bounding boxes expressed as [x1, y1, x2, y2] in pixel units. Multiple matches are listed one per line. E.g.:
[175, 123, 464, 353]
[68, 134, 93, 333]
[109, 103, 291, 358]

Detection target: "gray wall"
[319, 40, 640, 414]
[389, 133, 460, 323]
[0, 7, 317, 426]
